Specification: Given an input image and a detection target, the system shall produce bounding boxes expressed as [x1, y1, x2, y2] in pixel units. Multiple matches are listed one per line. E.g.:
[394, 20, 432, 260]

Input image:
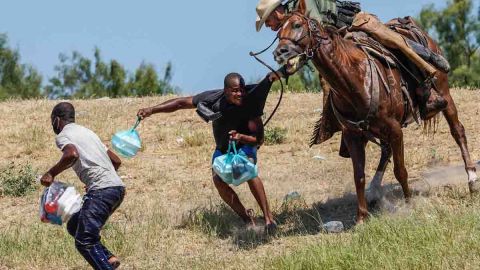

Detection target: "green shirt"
[286, 0, 337, 25]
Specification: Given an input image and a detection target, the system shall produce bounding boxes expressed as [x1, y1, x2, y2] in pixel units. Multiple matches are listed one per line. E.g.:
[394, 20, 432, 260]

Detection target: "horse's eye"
[293, 22, 302, 29]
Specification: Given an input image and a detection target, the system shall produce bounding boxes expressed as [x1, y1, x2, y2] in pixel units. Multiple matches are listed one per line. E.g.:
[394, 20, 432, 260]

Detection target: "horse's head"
[273, 0, 315, 73]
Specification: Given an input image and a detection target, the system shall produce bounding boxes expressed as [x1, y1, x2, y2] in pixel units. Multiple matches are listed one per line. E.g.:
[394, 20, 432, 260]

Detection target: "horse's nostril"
[280, 47, 289, 54]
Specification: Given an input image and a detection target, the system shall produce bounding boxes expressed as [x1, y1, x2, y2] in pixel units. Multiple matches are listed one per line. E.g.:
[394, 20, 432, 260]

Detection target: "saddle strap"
[329, 56, 381, 145]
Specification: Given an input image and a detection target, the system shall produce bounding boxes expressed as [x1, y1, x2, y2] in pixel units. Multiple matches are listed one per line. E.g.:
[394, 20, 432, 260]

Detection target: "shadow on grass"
[178, 183, 416, 250]
[178, 204, 272, 250]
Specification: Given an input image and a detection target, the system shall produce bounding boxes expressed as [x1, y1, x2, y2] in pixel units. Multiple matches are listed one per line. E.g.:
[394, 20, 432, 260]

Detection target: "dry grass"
[0, 89, 479, 269]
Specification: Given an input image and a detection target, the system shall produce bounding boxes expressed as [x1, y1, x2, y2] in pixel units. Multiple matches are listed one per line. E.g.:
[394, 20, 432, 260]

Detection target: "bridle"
[248, 12, 323, 126]
[277, 12, 324, 60]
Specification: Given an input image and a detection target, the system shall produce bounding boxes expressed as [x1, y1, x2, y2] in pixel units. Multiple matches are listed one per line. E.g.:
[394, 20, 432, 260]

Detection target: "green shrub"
[0, 163, 37, 197]
[264, 127, 287, 145]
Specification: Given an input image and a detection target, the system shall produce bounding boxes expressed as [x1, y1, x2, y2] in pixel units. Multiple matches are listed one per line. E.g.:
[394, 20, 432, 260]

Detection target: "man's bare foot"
[264, 222, 277, 235]
[108, 256, 121, 269]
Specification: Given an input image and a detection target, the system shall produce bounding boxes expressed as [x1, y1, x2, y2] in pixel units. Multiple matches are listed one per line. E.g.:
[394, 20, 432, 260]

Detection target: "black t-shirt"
[192, 76, 273, 152]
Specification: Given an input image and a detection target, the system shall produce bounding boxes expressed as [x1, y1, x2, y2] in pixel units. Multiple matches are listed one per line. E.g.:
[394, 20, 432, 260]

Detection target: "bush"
[0, 163, 37, 197]
[264, 127, 287, 145]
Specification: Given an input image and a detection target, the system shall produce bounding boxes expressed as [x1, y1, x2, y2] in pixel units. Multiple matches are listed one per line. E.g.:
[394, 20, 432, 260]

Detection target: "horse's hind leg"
[441, 92, 479, 192]
[367, 142, 392, 203]
[343, 132, 369, 224]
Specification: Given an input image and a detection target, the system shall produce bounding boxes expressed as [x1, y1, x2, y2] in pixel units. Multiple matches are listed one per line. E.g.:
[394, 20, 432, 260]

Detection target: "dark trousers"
[67, 186, 125, 270]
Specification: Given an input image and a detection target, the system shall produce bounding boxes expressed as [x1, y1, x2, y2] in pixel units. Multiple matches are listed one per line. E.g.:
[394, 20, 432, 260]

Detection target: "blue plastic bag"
[212, 141, 258, 186]
[112, 117, 142, 158]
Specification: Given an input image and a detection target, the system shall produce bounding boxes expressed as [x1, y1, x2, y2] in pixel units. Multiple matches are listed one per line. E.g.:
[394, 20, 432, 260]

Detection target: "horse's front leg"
[367, 142, 392, 204]
[387, 121, 412, 200]
[343, 131, 369, 224]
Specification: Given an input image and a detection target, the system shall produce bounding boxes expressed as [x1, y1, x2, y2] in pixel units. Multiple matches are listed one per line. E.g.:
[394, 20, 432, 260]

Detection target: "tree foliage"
[45, 48, 177, 98]
[0, 34, 42, 100]
[271, 64, 321, 93]
[419, 0, 480, 87]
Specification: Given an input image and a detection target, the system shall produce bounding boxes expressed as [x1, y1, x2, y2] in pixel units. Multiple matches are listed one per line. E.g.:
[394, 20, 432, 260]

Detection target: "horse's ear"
[296, 0, 307, 14]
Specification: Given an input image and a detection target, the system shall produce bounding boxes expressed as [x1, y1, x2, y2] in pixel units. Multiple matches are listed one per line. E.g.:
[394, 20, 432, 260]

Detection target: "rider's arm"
[137, 97, 195, 119]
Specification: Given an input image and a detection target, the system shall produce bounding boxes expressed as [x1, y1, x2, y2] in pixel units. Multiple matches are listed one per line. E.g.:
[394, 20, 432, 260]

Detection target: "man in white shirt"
[40, 102, 125, 270]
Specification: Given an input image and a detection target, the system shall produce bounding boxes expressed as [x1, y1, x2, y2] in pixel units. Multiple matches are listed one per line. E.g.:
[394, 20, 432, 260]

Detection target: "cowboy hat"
[256, 0, 282, 32]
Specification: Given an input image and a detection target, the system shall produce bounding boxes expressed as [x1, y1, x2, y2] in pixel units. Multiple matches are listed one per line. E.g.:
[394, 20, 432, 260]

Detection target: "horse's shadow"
[178, 183, 413, 250]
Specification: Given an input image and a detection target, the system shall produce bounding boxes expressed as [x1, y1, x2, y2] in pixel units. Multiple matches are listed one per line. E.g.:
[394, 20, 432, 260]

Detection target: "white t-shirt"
[55, 123, 125, 191]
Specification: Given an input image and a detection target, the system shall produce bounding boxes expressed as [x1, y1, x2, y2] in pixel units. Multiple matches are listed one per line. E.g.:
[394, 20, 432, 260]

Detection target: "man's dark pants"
[67, 186, 125, 270]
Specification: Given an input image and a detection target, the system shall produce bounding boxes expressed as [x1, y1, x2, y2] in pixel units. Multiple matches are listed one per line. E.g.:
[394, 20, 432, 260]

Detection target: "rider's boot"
[417, 75, 448, 120]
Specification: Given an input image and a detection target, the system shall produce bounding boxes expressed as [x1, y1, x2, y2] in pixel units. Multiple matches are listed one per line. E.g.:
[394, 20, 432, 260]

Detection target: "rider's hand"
[40, 172, 54, 187]
[137, 108, 153, 120]
[229, 130, 242, 142]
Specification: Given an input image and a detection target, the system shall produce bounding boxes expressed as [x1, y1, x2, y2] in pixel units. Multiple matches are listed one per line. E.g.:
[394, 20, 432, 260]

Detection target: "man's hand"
[40, 172, 54, 187]
[229, 130, 243, 142]
[268, 71, 283, 82]
[137, 107, 153, 120]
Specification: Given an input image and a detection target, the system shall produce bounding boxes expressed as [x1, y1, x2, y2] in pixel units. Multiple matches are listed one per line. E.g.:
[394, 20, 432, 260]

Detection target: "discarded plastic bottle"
[322, 221, 344, 233]
[284, 191, 301, 202]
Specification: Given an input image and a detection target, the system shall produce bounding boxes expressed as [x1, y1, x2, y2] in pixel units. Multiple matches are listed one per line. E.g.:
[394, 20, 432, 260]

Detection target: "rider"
[255, 0, 450, 118]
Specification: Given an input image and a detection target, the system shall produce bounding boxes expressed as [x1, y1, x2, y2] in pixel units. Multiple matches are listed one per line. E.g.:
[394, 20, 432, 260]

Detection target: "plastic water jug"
[111, 117, 142, 158]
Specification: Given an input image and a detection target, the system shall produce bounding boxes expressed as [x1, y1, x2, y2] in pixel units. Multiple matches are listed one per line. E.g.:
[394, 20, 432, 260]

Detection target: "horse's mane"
[322, 25, 364, 68]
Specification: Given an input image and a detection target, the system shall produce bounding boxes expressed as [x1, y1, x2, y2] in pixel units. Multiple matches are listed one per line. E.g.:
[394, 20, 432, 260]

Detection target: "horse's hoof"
[469, 179, 480, 193]
[469, 180, 480, 194]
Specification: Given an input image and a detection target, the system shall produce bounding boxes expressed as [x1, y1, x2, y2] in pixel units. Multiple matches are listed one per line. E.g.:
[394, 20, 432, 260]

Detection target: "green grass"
[0, 198, 167, 269]
[267, 196, 480, 270]
[264, 126, 287, 145]
[0, 163, 37, 197]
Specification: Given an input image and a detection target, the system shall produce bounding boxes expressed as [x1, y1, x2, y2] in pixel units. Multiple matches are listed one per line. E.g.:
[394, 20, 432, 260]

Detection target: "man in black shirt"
[137, 72, 281, 231]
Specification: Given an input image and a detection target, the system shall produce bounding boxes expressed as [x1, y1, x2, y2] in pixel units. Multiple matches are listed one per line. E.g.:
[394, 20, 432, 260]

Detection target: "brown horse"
[274, 0, 479, 223]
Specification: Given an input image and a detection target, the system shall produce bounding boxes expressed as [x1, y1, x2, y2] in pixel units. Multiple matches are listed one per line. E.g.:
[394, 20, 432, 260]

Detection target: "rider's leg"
[350, 12, 438, 77]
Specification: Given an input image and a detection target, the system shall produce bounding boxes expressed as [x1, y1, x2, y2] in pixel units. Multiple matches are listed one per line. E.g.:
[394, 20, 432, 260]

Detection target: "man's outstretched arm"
[40, 144, 79, 187]
[137, 97, 195, 119]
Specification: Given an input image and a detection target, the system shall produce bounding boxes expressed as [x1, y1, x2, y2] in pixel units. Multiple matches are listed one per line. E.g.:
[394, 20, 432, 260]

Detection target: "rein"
[249, 37, 286, 127]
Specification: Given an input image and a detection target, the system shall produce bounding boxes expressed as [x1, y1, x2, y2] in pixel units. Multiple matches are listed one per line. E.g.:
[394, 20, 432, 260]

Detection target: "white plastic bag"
[39, 181, 82, 226]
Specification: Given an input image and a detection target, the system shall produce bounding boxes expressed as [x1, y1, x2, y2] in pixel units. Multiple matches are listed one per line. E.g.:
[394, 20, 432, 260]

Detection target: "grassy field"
[0, 89, 479, 269]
